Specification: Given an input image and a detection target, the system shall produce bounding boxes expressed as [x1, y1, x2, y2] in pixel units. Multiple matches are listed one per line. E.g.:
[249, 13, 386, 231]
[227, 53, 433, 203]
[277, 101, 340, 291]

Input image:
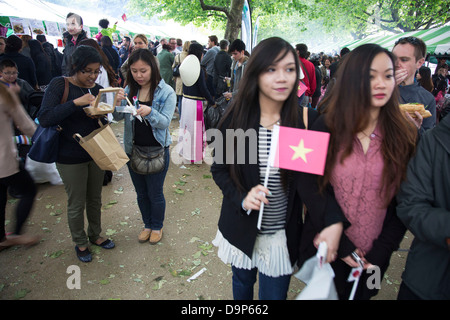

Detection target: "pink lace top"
[331, 127, 392, 253]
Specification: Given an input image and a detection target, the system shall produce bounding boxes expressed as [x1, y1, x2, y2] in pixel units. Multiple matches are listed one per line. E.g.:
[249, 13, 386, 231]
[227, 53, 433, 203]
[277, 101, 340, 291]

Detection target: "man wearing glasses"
[392, 36, 436, 133]
[0, 59, 34, 106]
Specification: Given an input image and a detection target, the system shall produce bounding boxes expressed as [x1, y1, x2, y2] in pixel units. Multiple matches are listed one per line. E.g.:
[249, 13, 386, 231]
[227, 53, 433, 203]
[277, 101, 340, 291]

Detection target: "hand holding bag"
[295, 242, 338, 300]
[73, 121, 129, 171]
[28, 77, 69, 163]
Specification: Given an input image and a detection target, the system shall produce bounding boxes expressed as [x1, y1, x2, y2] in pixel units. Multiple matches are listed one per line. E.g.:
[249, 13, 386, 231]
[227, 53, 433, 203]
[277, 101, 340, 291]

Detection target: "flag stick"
[255, 125, 280, 230]
[257, 164, 271, 230]
[349, 276, 359, 300]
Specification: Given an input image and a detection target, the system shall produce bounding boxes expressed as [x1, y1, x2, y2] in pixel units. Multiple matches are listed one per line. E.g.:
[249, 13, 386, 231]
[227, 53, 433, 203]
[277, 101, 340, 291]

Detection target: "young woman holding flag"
[211, 37, 347, 300]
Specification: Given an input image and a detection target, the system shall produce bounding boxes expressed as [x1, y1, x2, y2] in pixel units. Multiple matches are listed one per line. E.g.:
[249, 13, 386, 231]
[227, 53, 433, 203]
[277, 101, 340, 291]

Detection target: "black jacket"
[396, 114, 450, 300]
[61, 30, 88, 76]
[213, 50, 232, 97]
[211, 106, 347, 267]
[183, 68, 215, 105]
[38, 76, 106, 164]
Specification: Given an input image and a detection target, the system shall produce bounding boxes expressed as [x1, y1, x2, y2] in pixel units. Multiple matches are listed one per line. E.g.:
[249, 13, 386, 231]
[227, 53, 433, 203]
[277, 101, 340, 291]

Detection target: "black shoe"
[75, 246, 92, 262]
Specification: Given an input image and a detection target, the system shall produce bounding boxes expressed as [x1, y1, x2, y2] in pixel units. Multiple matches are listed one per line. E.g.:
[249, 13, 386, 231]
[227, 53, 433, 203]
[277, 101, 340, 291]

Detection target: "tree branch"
[198, 0, 230, 17]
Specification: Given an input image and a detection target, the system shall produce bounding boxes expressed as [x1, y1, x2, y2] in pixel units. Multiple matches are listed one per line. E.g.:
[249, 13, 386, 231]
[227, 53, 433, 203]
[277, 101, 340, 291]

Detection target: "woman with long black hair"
[312, 44, 417, 299]
[114, 49, 176, 245]
[38, 45, 125, 262]
[211, 37, 346, 300]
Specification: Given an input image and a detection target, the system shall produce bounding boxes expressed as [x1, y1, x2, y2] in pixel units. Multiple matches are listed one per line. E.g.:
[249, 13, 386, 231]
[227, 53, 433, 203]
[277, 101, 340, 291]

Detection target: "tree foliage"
[307, 0, 450, 38]
[128, 0, 309, 42]
[130, 0, 450, 42]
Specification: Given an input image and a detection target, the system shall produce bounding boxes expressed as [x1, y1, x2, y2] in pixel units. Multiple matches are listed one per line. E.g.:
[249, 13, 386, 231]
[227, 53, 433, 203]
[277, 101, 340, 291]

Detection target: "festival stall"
[0, 0, 205, 48]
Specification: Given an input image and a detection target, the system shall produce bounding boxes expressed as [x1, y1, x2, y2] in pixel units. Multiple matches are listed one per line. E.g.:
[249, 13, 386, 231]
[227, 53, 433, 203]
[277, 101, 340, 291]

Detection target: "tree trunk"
[224, 0, 245, 43]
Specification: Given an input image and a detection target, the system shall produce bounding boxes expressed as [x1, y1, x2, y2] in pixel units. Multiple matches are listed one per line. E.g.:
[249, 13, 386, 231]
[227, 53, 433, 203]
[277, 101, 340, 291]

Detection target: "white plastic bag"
[25, 155, 63, 185]
[295, 242, 338, 300]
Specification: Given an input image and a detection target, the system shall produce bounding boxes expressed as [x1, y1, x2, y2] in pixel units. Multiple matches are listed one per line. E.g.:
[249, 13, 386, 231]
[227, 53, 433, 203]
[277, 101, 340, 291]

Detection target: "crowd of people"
[0, 10, 449, 300]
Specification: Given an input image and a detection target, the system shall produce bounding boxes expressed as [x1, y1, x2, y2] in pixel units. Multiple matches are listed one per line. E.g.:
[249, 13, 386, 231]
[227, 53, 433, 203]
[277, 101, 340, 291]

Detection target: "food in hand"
[399, 103, 432, 118]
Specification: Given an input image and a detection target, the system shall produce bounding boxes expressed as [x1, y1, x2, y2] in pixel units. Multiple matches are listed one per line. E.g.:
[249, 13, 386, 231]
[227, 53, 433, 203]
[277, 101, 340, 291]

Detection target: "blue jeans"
[231, 266, 291, 300]
[127, 147, 170, 231]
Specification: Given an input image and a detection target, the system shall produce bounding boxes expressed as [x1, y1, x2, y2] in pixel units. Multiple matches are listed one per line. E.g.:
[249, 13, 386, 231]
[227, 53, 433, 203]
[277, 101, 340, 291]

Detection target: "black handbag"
[28, 77, 69, 163]
[173, 54, 181, 77]
[130, 145, 165, 175]
[204, 96, 229, 130]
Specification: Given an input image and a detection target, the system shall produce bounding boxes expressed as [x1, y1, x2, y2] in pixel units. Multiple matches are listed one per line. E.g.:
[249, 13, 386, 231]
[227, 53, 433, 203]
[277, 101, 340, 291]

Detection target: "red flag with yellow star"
[269, 125, 330, 176]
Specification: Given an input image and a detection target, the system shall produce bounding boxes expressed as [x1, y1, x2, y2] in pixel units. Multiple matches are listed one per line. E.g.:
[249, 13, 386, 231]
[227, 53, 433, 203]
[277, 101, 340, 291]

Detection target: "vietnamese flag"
[269, 125, 330, 176]
[122, 13, 127, 22]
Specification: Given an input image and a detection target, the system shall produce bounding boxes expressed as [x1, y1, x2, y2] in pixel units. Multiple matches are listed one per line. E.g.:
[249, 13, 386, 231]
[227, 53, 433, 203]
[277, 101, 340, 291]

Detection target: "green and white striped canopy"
[341, 25, 450, 56]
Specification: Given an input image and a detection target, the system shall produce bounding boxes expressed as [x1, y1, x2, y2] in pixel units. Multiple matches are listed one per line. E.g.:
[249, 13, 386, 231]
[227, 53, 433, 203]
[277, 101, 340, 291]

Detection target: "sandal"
[90, 239, 115, 249]
[75, 246, 92, 262]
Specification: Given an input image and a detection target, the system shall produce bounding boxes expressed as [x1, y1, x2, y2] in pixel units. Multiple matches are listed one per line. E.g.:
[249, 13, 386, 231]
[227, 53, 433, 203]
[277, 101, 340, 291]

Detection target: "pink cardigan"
[331, 127, 393, 254]
[0, 90, 36, 178]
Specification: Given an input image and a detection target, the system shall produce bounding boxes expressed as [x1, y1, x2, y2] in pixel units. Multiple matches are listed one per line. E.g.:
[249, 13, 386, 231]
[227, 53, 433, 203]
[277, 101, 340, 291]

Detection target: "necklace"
[261, 118, 280, 129]
[71, 76, 93, 95]
[78, 86, 91, 96]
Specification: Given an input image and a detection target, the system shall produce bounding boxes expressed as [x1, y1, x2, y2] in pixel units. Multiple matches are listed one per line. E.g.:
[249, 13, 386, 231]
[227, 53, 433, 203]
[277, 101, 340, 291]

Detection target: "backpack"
[26, 91, 45, 120]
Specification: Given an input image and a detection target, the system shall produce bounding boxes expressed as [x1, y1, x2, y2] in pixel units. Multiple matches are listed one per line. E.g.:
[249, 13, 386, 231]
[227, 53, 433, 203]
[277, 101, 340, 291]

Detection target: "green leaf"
[103, 200, 118, 209]
[106, 229, 117, 236]
[14, 288, 29, 299]
[49, 250, 64, 258]
[174, 188, 184, 195]
[114, 187, 124, 194]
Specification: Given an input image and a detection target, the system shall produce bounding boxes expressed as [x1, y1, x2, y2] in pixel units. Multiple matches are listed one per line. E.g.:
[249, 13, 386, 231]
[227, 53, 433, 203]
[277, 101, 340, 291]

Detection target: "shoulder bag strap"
[55, 77, 70, 131]
[61, 77, 69, 104]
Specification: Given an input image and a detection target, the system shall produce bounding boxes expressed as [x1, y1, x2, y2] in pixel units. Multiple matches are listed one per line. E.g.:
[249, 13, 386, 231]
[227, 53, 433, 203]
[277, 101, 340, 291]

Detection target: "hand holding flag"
[347, 251, 365, 300]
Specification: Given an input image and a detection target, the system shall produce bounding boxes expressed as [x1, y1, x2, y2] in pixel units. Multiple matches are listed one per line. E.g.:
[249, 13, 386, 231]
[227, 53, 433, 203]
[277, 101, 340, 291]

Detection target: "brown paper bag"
[74, 122, 129, 171]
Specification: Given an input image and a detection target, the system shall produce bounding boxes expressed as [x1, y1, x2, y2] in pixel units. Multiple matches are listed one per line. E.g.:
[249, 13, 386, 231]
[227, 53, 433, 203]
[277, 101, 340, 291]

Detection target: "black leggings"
[0, 168, 36, 241]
